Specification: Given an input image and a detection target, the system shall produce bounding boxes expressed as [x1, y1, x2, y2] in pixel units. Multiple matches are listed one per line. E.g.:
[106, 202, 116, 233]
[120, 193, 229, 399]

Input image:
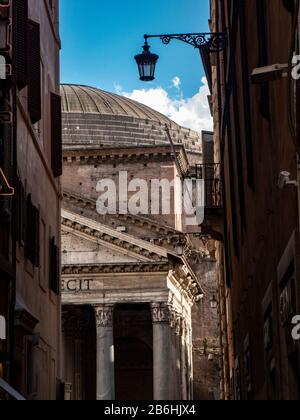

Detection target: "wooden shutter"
[51, 93, 62, 178]
[49, 237, 60, 295]
[27, 20, 41, 124]
[15, 181, 26, 246]
[25, 194, 40, 266]
[14, 0, 28, 89]
[33, 206, 40, 267]
[25, 194, 33, 261]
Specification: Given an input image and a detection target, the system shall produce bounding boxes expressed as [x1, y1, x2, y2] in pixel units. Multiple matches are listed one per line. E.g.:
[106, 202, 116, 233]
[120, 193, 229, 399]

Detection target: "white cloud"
[114, 82, 123, 95]
[172, 76, 181, 89]
[120, 77, 213, 133]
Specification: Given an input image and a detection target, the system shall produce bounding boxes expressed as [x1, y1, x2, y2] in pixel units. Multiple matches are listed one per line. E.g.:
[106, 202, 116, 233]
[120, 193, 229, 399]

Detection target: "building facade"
[0, 0, 62, 400]
[206, 0, 300, 400]
[60, 85, 221, 400]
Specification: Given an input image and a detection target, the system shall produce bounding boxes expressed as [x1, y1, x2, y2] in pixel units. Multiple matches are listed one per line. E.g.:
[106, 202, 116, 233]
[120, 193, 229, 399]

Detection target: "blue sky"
[59, 0, 212, 132]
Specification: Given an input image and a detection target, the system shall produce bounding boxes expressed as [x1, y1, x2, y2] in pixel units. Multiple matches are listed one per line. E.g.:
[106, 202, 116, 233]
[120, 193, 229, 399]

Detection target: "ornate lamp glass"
[135, 42, 159, 82]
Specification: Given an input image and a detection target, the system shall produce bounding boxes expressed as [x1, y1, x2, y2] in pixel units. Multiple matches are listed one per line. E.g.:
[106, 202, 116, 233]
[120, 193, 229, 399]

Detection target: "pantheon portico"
[60, 85, 217, 400]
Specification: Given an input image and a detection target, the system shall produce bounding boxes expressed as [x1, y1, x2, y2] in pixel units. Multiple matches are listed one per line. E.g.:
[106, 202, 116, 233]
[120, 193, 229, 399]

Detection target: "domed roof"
[62, 84, 176, 123]
[60, 84, 202, 154]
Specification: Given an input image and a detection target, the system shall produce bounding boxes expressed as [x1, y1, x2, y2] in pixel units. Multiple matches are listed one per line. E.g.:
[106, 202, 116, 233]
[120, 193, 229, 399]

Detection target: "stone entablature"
[62, 263, 203, 305]
[62, 262, 170, 276]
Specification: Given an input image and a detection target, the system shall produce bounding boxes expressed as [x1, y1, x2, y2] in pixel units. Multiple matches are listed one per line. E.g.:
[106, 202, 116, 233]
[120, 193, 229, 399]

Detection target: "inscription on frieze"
[62, 279, 91, 293]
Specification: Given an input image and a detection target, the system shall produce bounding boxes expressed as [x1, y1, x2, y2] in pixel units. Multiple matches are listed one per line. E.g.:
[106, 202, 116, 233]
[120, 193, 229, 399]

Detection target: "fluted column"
[94, 304, 115, 400]
[151, 303, 172, 400]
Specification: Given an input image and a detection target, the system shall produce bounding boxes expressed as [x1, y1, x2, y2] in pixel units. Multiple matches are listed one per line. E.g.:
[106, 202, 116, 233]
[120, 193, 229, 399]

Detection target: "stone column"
[151, 303, 172, 400]
[181, 319, 188, 400]
[169, 307, 182, 399]
[94, 304, 115, 400]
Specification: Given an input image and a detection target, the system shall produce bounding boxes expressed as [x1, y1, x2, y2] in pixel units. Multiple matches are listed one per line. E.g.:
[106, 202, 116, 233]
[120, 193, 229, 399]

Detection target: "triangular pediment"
[61, 209, 170, 265]
[62, 229, 143, 264]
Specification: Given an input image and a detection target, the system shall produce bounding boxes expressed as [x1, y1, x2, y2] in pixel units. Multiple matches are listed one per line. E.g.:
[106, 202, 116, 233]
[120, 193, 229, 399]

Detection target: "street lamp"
[135, 32, 227, 82]
[135, 39, 159, 82]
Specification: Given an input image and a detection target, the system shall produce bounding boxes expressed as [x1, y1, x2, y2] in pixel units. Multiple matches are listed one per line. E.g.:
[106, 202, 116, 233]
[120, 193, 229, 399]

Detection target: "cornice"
[170, 266, 204, 303]
[62, 262, 170, 275]
[62, 145, 190, 173]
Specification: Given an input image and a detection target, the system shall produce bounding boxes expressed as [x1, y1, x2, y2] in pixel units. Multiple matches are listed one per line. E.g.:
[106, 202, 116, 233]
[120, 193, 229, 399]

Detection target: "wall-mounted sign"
[0, 167, 14, 196]
[0, 315, 6, 340]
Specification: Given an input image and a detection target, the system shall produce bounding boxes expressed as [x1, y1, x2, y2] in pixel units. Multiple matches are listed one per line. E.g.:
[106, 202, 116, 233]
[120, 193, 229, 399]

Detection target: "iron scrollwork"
[145, 32, 227, 53]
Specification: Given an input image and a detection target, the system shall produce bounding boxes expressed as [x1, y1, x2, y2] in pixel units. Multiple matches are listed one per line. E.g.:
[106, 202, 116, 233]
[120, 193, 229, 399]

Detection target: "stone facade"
[0, 0, 62, 400]
[207, 0, 300, 400]
[60, 85, 221, 400]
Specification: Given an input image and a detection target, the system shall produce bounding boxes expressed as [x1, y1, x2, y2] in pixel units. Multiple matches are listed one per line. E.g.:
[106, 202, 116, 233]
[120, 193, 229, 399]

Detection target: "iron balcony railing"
[190, 163, 223, 213]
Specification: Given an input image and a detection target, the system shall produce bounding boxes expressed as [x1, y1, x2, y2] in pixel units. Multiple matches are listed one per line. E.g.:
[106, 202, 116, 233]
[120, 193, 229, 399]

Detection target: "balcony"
[187, 163, 223, 239]
[194, 163, 223, 215]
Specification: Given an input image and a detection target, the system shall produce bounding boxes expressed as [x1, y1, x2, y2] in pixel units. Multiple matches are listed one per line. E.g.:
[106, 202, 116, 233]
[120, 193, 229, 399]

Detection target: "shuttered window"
[49, 237, 60, 295]
[256, 0, 270, 120]
[25, 194, 40, 267]
[51, 93, 62, 178]
[27, 20, 41, 124]
[14, 0, 28, 89]
[15, 180, 26, 246]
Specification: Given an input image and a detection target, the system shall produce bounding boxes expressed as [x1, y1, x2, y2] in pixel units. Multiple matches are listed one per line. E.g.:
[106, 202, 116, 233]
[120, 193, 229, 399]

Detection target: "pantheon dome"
[60, 84, 202, 157]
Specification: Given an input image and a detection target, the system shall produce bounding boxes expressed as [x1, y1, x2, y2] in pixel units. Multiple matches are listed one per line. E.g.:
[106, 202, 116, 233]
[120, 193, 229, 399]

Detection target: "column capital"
[94, 304, 114, 328]
[151, 303, 170, 324]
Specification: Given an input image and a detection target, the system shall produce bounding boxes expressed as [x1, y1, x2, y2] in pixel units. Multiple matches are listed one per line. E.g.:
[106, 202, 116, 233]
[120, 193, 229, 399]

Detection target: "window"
[256, 0, 270, 120]
[27, 20, 41, 124]
[14, 0, 28, 89]
[39, 220, 48, 291]
[49, 237, 60, 295]
[239, 0, 255, 189]
[51, 93, 62, 178]
[25, 195, 40, 267]
[16, 180, 26, 246]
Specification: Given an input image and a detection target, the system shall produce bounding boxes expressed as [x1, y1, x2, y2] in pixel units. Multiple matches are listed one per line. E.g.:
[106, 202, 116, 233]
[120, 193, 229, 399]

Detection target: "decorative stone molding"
[62, 215, 165, 262]
[170, 267, 204, 303]
[62, 145, 190, 174]
[94, 305, 114, 328]
[151, 302, 184, 335]
[151, 303, 171, 324]
[62, 191, 186, 244]
[62, 262, 170, 275]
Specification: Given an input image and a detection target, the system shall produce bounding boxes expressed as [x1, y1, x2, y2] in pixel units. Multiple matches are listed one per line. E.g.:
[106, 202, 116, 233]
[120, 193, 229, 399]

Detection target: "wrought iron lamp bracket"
[144, 32, 227, 53]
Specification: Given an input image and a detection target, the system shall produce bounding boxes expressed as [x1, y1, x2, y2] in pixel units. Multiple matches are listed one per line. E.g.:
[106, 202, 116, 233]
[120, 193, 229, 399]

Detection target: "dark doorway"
[114, 304, 153, 400]
[62, 305, 96, 400]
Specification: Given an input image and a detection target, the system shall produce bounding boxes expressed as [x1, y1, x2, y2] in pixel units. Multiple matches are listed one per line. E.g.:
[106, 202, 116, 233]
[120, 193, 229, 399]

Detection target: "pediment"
[62, 209, 170, 264]
[62, 230, 146, 265]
